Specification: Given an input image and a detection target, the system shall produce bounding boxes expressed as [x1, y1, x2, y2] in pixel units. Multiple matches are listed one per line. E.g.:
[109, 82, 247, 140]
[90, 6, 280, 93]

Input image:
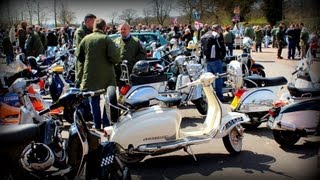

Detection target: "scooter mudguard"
[270, 98, 320, 131]
[237, 87, 278, 113]
[190, 84, 202, 101]
[251, 63, 264, 70]
[108, 106, 182, 149]
[126, 86, 158, 100]
[215, 112, 250, 138]
[126, 82, 166, 101]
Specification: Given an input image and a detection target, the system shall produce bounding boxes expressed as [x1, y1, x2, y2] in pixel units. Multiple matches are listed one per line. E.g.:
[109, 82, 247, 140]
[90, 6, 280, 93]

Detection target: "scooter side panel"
[237, 87, 279, 113]
[278, 110, 320, 130]
[110, 106, 182, 149]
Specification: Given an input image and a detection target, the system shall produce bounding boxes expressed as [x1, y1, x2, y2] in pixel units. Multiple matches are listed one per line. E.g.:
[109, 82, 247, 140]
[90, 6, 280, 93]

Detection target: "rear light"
[120, 85, 131, 95]
[234, 88, 246, 98]
[268, 107, 281, 117]
[38, 79, 45, 90]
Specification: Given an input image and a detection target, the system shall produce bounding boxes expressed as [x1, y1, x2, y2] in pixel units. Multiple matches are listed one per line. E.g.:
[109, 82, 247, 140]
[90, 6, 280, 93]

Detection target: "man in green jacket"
[25, 25, 45, 57]
[76, 18, 121, 129]
[113, 22, 146, 85]
[74, 13, 96, 87]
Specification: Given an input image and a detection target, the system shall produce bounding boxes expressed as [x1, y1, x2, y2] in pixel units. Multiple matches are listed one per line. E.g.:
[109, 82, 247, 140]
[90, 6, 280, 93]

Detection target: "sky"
[0, 0, 180, 25]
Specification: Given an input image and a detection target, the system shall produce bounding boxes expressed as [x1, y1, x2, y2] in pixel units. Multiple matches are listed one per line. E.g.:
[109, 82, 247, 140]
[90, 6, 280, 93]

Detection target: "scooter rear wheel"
[223, 126, 242, 154]
[272, 130, 300, 147]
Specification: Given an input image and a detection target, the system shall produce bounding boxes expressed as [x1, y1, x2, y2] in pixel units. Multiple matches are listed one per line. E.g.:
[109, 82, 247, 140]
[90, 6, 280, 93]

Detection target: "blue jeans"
[226, 43, 234, 56]
[206, 60, 224, 101]
[5, 53, 14, 65]
[89, 95, 109, 129]
[288, 40, 296, 59]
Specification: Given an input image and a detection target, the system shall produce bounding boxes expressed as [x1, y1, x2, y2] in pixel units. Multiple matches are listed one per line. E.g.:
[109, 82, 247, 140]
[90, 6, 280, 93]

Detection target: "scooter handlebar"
[39, 108, 51, 116]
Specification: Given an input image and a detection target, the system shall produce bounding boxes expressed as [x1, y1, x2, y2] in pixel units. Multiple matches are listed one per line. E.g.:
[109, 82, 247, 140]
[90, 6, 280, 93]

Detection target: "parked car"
[109, 31, 169, 57]
[109, 31, 168, 46]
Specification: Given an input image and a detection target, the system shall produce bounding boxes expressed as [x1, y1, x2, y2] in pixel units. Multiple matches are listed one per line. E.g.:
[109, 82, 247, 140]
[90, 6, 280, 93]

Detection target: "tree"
[262, 0, 283, 26]
[119, 8, 137, 25]
[110, 11, 118, 26]
[58, 1, 76, 25]
[26, 0, 34, 25]
[177, 0, 197, 24]
[143, 8, 152, 25]
[151, 0, 172, 26]
[54, 0, 58, 27]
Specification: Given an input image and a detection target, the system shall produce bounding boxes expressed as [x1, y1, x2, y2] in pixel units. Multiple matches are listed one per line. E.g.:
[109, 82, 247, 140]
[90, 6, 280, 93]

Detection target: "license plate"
[267, 116, 274, 128]
[230, 96, 240, 109]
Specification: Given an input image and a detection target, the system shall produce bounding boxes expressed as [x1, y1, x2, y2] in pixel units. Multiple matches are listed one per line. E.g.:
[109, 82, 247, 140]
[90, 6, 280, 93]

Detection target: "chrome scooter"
[230, 75, 288, 129]
[104, 72, 250, 164]
[267, 96, 320, 147]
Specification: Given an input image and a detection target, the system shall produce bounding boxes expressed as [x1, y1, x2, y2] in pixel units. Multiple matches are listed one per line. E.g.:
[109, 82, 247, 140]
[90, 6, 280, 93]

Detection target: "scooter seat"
[124, 98, 150, 110]
[0, 124, 39, 145]
[243, 76, 287, 88]
[287, 83, 320, 97]
[155, 96, 181, 107]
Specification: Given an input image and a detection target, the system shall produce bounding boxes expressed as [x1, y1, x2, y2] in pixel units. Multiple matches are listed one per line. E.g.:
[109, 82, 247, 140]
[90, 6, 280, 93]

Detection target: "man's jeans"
[89, 95, 109, 129]
[206, 60, 224, 101]
[288, 40, 296, 59]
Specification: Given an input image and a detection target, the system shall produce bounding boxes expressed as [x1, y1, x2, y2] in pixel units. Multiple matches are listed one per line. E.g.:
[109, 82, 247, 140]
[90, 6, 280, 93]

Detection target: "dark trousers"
[89, 95, 109, 129]
[226, 43, 234, 56]
[288, 41, 296, 59]
[256, 42, 262, 52]
[277, 41, 283, 57]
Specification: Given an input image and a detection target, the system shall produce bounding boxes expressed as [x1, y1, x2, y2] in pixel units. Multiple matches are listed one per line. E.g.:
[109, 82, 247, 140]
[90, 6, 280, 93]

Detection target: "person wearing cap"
[76, 18, 121, 129]
[35, 25, 47, 49]
[223, 25, 235, 56]
[181, 28, 193, 47]
[74, 13, 96, 86]
[25, 25, 45, 57]
[205, 24, 227, 102]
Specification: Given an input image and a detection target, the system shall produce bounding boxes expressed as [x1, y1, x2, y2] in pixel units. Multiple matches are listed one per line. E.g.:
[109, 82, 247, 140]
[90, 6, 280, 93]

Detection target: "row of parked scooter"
[0, 41, 319, 179]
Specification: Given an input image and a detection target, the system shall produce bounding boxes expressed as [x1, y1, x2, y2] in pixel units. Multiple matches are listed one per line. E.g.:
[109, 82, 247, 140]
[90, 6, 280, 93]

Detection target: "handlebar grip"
[39, 108, 50, 116]
[178, 84, 188, 90]
[26, 78, 40, 85]
[93, 89, 106, 95]
[82, 89, 106, 97]
[292, 70, 298, 75]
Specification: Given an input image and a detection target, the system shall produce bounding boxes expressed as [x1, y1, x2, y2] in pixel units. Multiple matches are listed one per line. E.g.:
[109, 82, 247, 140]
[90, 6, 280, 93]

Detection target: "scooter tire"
[191, 97, 207, 115]
[253, 69, 266, 77]
[106, 86, 120, 123]
[272, 130, 300, 147]
[222, 127, 242, 154]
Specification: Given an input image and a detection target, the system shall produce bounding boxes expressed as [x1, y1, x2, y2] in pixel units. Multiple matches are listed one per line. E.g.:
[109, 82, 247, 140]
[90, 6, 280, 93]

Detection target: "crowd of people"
[1, 14, 319, 130]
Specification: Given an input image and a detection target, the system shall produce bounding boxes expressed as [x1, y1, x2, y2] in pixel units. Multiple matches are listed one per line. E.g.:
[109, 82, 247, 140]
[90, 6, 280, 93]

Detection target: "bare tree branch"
[119, 8, 137, 25]
[151, 0, 172, 26]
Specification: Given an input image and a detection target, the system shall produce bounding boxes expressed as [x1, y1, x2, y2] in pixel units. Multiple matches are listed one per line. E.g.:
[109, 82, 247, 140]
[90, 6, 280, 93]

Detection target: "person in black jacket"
[285, 24, 297, 60]
[205, 24, 227, 102]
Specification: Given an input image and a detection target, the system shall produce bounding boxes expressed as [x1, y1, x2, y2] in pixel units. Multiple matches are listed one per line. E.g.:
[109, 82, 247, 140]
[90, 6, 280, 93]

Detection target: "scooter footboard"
[215, 112, 250, 138]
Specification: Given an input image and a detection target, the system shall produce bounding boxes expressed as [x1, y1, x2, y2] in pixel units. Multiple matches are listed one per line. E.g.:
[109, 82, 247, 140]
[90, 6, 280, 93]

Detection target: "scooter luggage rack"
[120, 61, 130, 84]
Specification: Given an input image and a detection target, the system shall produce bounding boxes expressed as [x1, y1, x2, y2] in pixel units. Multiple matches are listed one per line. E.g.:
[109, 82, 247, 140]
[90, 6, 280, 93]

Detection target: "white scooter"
[230, 75, 288, 129]
[104, 72, 250, 164]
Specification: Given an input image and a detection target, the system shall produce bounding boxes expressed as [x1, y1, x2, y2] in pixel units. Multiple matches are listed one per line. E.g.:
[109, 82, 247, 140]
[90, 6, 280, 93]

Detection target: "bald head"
[119, 22, 131, 38]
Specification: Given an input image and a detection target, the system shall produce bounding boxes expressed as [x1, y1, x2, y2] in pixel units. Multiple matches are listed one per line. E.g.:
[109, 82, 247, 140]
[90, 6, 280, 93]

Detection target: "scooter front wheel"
[223, 126, 242, 154]
[272, 130, 300, 147]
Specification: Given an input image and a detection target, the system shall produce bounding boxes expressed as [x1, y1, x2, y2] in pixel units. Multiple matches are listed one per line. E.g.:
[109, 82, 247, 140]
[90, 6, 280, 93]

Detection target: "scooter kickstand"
[184, 146, 197, 161]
